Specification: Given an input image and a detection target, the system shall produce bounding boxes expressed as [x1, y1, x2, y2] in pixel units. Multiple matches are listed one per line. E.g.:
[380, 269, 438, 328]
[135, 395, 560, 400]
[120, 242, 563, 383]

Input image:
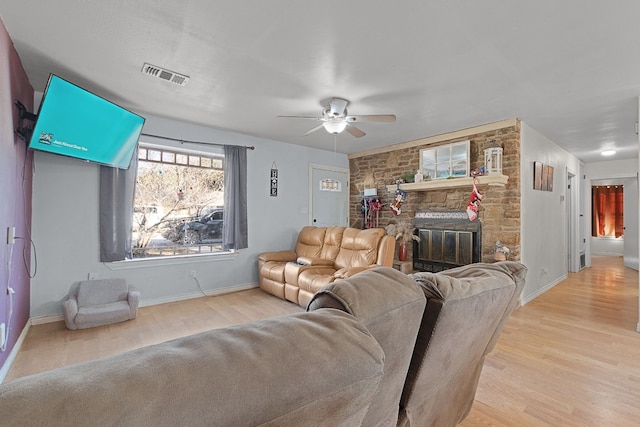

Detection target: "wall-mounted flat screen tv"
[28, 74, 145, 169]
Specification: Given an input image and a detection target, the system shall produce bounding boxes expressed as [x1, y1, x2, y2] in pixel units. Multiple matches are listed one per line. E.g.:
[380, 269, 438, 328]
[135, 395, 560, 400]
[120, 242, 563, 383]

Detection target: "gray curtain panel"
[223, 145, 248, 250]
[99, 154, 138, 262]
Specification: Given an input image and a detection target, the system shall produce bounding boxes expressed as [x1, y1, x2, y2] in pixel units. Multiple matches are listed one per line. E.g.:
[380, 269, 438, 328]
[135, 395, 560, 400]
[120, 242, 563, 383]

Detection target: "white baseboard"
[0, 321, 31, 384]
[520, 274, 568, 306]
[30, 283, 260, 325]
[139, 282, 258, 307]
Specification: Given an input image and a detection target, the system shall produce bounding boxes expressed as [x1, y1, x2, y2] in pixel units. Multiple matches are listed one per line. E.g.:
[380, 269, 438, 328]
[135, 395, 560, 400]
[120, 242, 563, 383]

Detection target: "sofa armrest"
[62, 297, 79, 330]
[258, 250, 297, 263]
[296, 257, 335, 266]
[376, 235, 396, 267]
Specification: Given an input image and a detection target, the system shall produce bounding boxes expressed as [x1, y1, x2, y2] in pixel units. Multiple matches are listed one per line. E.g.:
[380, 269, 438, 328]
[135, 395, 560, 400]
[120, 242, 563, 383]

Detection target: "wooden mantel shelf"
[385, 174, 508, 192]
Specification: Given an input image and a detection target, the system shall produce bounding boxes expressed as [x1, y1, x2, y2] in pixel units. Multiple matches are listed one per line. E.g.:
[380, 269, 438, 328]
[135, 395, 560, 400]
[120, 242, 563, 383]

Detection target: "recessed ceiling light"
[601, 150, 616, 156]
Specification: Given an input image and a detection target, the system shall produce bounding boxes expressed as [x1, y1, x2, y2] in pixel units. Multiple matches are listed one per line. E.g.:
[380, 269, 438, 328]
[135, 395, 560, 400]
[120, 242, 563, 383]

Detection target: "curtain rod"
[140, 132, 255, 150]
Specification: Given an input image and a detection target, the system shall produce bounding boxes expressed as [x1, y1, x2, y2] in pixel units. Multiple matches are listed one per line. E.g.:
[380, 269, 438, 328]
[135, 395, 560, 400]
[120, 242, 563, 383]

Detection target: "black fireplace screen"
[413, 211, 481, 272]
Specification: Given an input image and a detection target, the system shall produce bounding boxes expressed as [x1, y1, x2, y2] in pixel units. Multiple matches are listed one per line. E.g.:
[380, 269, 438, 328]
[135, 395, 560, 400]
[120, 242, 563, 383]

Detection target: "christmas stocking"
[466, 178, 483, 221]
[390, 188, 407, 216]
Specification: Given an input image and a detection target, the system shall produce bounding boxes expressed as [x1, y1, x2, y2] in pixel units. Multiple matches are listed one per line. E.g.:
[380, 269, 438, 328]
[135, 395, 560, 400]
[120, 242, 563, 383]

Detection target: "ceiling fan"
[278, 97, 396, 138]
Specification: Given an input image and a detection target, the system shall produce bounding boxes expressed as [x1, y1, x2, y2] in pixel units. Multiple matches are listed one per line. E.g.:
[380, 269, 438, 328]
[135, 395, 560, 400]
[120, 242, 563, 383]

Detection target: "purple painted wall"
[0, 17, 33, 370]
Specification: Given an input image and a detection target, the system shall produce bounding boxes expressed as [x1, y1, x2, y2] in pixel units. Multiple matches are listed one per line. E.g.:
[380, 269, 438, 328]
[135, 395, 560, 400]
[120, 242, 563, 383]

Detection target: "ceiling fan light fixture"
[323, 121, 347, 134]
[278, 97, 392, 139]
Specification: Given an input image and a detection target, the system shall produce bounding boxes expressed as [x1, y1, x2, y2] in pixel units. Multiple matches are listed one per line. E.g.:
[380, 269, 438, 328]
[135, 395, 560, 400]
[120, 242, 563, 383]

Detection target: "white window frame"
[419, 140, 470, 180]
[131, 143, 227, 260]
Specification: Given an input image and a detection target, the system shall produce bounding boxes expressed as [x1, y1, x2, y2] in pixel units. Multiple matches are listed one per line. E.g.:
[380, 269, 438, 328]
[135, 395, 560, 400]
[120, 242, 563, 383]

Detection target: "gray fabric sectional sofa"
[0, 261, 526, 427]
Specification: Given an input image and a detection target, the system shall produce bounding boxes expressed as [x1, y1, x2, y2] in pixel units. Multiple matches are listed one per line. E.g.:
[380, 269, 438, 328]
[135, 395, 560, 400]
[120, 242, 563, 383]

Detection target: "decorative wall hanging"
[270, 162, 278, 196]
[533, 161, 554, 192]
[362, 196, 384, 229]
[533, 161, 543, 190]
[543, 164, 554, 191]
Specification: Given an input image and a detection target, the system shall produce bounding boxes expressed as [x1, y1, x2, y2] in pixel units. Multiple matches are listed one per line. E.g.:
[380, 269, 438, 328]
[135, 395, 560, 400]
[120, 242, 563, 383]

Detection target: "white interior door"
[567, 172, 579, 272]
[623, 176, 638, 270]
[310, 164, 349, 227]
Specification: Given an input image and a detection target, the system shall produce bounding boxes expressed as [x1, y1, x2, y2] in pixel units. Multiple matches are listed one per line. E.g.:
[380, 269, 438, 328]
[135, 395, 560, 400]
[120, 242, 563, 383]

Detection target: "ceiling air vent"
[141, 63, 190, 86]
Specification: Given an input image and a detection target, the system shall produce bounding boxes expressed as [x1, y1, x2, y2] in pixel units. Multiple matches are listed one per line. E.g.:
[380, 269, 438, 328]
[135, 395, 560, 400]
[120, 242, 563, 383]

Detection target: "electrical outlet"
[88, 272, 101, 280]
[6, 227, 15, 245]
[0, 323, 5, 347]
[190, 270, 197, 279]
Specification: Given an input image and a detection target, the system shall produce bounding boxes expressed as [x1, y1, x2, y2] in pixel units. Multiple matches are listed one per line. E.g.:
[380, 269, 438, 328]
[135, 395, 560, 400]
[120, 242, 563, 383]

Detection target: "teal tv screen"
[28, 74, 145, 169]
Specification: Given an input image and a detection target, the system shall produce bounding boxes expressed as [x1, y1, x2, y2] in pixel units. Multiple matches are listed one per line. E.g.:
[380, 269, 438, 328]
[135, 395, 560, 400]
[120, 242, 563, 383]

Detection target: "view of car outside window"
[131, 145, 224, 258]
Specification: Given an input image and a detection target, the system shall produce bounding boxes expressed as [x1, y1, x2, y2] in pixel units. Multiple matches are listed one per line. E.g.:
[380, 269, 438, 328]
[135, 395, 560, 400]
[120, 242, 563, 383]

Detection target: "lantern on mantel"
[484, 142, 503, 175]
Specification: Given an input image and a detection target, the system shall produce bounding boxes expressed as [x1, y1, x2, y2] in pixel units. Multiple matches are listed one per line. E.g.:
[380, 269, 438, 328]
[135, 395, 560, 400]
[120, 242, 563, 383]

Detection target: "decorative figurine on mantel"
[494, 240, 510, 262]
[484, 139, 503, 175]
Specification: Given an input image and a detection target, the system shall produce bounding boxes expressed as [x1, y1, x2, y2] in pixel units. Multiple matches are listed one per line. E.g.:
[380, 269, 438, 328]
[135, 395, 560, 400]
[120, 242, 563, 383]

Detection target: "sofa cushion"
[0, 310, 385, 427]
[308, 267, 426, 427]
[75, 301, 132, 329]
[298, 267, 337, 293]
[398, 261, 526, 427]
[319, 226, 346, 260]
[76, 278, 128, 307]
[334, 228, 385, 270]
[261, 261, 287, 283]
[294, 226, 327, 258]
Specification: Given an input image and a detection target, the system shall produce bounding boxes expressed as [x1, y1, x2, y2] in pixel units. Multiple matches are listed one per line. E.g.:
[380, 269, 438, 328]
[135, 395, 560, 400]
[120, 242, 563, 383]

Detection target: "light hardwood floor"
[5, 256, 640, 426]
[5, 287, 303, 381]
[460, 255, 640, 427]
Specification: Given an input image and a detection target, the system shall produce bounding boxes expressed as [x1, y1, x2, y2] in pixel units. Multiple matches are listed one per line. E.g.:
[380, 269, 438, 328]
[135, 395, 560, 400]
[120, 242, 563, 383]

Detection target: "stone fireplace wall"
[348, 119, 521, 264]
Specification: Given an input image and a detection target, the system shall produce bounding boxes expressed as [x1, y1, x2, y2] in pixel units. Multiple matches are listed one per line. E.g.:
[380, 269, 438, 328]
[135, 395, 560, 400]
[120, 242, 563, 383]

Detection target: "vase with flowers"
[385, 220, 419, 261]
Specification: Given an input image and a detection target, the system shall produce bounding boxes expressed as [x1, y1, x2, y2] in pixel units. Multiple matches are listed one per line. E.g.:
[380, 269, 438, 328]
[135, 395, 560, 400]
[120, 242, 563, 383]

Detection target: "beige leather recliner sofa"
[258, 225, 395, 307]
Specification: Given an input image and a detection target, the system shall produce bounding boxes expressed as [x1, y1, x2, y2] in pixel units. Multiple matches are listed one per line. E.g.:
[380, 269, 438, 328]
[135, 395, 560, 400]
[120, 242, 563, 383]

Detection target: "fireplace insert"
[412, 211, 482, 272]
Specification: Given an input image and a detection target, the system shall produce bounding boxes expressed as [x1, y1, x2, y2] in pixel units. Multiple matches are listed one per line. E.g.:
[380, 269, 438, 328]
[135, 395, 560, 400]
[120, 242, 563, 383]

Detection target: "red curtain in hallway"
[592, 185, 624, 238]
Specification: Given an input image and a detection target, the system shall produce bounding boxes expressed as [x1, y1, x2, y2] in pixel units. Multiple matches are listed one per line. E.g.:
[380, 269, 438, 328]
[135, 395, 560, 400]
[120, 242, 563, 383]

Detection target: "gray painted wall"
[520, 122, 582, 304]
[1, 20, 33, 370]
[30, 113, 348, 319]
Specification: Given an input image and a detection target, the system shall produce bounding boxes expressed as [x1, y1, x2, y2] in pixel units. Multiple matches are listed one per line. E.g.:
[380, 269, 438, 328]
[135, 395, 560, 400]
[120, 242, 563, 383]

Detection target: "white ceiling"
[1, 1, 639, 162]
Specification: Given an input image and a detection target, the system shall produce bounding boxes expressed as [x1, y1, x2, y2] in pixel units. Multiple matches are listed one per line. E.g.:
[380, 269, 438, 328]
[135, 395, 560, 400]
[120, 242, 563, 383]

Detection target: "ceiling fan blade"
[329, 98, 349, 117]
[346, 114, 396, 123]
[346, 124, 366, 138]
[278, 115, 325, 121]
[304, 123, 326, 136]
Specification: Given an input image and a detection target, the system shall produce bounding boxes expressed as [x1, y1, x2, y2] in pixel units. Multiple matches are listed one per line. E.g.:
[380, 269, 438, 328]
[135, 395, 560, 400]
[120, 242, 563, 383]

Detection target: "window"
[592, 185, 624, 238]
[132, 144, 225, 258]
[420, 140, 470, 180]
